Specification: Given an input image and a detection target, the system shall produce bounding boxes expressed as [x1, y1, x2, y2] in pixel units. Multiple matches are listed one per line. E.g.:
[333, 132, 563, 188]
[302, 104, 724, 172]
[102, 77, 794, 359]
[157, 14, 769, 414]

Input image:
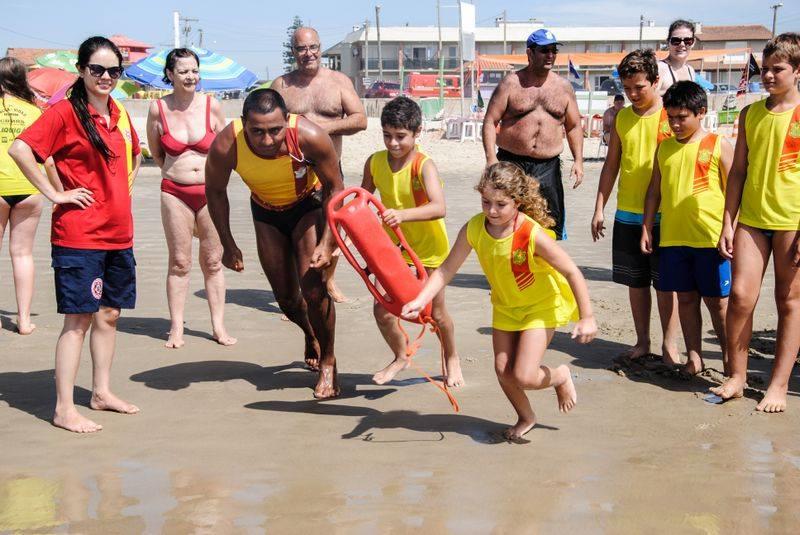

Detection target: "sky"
[2, 0, 798, 80]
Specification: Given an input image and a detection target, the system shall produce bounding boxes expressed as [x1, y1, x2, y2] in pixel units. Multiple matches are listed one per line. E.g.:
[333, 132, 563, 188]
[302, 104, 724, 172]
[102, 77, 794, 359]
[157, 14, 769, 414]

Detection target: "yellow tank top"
[466, 213, 578, 331]
[0, 95, 41, 196]
[739, 100, 800, 230]
[233, 114, 319, 209]
[658, 134, 725, 248]
[369, 149, 449, 268]
[615, 106, 672, 214]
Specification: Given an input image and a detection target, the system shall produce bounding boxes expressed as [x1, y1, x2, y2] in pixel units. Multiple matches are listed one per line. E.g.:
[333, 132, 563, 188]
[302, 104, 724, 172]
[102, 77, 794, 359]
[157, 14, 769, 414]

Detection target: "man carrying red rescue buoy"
[205, 89, 344, 398]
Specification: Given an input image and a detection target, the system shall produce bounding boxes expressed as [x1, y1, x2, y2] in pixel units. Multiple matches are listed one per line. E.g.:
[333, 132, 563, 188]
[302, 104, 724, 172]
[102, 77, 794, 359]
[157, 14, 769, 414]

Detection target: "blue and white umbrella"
[124, 46, 258, 91]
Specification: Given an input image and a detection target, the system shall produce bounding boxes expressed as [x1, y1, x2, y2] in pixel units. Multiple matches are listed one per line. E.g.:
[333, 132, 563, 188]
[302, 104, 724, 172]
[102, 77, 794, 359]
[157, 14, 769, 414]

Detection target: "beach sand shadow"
[130, 360, 396, 401]
[0, 309, 38, 333]
[578, 265, 613, 282]
[196, 288, 282, 315]
[245, 399, 557, 445]
[0, 369, 91, 423]
[116, 316, 211, 342]
[448, 273, 489, 290]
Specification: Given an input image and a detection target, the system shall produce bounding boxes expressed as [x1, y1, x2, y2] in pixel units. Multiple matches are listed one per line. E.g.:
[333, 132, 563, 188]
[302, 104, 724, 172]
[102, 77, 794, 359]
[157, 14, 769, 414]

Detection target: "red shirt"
[18, 98, 140, 250]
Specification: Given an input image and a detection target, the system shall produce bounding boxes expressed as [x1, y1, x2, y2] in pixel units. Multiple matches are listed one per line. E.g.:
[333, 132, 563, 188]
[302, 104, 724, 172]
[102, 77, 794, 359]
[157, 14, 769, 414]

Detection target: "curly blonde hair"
[476, 162, 555, 229]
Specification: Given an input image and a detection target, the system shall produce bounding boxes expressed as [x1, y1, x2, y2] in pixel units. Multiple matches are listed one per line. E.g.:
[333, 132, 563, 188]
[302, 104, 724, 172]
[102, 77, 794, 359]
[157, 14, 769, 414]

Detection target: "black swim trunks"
[250, 190, 323, 238]
[496, 149, 566, 240]
[1, 194, 32, 208]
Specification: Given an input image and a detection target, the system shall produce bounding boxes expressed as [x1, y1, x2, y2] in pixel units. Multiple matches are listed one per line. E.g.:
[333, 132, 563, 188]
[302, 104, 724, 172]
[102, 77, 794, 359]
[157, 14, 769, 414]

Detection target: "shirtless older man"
[273, 27, 367, 302]
[483, 29, 584, 240]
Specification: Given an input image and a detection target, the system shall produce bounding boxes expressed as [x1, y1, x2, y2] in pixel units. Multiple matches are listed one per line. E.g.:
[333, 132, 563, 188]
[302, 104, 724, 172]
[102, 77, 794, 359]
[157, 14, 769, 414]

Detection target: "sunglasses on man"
[86, 64, 124, 79]
[669, 37, 695, 47]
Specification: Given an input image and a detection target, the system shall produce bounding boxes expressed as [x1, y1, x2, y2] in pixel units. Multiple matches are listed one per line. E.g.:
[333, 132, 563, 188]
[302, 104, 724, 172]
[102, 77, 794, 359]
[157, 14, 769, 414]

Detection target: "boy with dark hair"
[641, 81, 734, 376]
[591, 50, 680, 364]
[361, 96, 464, 387]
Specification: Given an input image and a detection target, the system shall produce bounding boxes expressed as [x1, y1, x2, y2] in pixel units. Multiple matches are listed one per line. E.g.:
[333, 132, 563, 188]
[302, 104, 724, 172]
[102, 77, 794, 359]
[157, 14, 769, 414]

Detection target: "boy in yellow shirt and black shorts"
[641, 81, 733, 376]
[361, 96, 464, 387]
[712, 33, 800, 412]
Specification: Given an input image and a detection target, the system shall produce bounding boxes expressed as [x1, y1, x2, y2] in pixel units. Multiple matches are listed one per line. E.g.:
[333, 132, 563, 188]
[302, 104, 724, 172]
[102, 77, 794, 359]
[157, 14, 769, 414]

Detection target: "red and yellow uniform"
[466, 212, 578, 331]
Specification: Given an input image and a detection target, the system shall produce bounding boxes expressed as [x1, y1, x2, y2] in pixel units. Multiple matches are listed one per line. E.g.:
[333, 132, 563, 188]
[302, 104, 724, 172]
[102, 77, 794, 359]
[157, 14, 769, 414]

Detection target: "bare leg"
[757, 230, 800, 413]
[711, 225, 770, 400]
[428, 278, 463, 387]
[514, 328, 575, 411]
[53, 313, 103, 433]
[88, 307, 139, 414]
[196, 207, 235, 345]
[493, 329, 536, 440]
[624, 286, 652, 358]
[703, 295, 729, 374]
[324, 256, 348, 303]
[161, 193, 194, 348]
[372, 298, 410, 385]
[677, 291, 704, 375]
[656, 289, 681, 365]
[254, 220, 320, 370]
[8, 195, 43, 334]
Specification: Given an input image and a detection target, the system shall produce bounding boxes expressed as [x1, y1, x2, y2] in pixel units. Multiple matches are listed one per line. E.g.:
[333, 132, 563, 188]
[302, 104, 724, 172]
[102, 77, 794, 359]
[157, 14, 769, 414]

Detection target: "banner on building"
[460, 2, 475, 62]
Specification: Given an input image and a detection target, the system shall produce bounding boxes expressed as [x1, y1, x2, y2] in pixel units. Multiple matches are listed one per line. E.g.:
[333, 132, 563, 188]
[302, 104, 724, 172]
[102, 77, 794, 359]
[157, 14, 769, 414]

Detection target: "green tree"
[283, 16, 304, 73]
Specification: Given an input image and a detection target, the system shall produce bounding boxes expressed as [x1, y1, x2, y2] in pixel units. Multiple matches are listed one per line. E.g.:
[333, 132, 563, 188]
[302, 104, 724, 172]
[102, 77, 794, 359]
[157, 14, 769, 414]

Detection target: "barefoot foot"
[503, 416, 536, 442]
[304, 337, 321, 371]
[314, 362, 340, 399]
[372, 358, 410, 385]
[90, 391, 140, 414]
[661, 342, 682, 366]
[709, 376, 745, 400]
[326, 279, 348, 303]
[555, 366, 577, 413]
[16, 321, 36, 335]
[165, 330, 185, 349]
[444, 354, 465, 387]
[53, 407, 103, 433]
[680, 356, 705, 377]
[620, 343, 650, 360]
[756, 384, 788, 413]
[212, 330, 237, 346]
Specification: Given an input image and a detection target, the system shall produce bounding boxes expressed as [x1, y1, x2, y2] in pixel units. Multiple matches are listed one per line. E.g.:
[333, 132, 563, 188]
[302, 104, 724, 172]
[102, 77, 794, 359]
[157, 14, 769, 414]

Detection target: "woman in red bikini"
[146, 48, 235, 348]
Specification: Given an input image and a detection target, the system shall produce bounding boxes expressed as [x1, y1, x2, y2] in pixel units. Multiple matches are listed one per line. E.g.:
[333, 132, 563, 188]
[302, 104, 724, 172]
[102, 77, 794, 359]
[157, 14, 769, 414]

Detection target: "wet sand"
[1, 122, 799, 533]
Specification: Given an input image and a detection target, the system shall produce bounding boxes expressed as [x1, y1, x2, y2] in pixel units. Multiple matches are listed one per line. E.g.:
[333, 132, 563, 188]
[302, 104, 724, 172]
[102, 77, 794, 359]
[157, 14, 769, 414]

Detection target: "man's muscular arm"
[563, 80, 585, 188]
[482, 75, 512, 166]
[319, 72, 367, 136]
[205, 123, 243, 271]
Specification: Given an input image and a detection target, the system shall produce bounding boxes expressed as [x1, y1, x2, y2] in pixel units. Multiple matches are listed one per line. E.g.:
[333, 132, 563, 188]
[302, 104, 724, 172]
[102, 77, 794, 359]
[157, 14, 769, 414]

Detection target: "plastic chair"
[460, 120, 478, 142]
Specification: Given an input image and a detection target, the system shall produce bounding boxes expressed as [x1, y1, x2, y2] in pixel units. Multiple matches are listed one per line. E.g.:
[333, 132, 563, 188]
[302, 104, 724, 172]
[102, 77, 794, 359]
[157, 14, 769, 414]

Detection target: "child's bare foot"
[212, 330, 237, 346]
[53, 407, 103, 433]
[326, 279, 348, 303]
[756, 384, 788, 413]
[555, 366, 577, 413]
[314, 362, 340, 399]
[620, 343, 650, 360]
[503, 416, 536, 441]
[16, 321, 36, 335]
[661, 342, 681, 366]
[444, 355, 465, 387]
[90, 391, 140, 414]
[373, 358, 410, 384]
[305, 337, 321, 371]
[681, 356, 704, 376]
[165, 330, 185, 348]
[709, 376, 745, 400]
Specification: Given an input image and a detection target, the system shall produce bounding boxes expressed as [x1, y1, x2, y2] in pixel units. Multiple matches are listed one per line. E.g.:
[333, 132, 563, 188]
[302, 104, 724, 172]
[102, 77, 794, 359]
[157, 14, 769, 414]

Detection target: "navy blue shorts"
[51, 246, 136, 314]
[658, 246, 731, 297]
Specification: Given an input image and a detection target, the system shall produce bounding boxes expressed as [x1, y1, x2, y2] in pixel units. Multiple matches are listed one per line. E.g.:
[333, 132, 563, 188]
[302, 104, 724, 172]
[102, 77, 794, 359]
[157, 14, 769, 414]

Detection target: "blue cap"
[526, 28, 561, 48]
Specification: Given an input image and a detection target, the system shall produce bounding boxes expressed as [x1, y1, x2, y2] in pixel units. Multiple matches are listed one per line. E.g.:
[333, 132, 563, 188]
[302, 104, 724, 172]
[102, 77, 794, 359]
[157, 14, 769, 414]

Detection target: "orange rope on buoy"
[396, 317, 460, 412]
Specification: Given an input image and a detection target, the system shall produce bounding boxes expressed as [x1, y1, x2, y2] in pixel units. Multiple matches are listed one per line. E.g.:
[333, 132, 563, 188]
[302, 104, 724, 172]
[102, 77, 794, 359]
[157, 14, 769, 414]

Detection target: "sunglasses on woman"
[669, 37, 695, 47]
[86, 64, 124, 79]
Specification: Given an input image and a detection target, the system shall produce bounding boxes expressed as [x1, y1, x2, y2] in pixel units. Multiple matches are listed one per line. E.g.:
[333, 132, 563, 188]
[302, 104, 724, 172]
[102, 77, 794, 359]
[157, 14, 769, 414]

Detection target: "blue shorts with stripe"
[658, 246, 731, 298]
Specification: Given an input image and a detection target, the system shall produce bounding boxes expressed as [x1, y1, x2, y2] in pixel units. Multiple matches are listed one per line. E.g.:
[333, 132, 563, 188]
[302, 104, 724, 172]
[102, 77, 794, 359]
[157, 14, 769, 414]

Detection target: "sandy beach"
[1, 119, 798, 533]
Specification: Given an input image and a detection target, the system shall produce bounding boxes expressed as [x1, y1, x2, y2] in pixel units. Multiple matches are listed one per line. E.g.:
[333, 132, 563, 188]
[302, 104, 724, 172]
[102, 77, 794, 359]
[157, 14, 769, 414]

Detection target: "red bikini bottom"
[161, 179, 207, 213]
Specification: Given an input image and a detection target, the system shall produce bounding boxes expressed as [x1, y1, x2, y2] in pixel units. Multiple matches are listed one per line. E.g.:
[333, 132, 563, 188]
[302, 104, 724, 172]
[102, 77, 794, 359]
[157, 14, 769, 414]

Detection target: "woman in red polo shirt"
[10, 36, 142, 433]
[146, 48, 235, 349]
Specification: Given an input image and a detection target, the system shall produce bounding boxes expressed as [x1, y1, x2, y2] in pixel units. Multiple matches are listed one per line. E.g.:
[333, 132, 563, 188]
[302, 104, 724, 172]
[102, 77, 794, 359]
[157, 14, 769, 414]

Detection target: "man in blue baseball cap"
[482, 28, 584, 241]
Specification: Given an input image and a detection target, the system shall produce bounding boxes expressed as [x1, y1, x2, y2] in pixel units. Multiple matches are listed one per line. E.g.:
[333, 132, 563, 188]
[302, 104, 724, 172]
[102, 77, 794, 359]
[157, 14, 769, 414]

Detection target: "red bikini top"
[157, 95, 216, 156]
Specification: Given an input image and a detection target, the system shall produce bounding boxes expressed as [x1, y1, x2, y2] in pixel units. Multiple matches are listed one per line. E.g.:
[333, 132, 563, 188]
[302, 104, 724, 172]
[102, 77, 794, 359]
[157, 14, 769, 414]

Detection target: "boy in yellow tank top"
[402, 163, 596, 441]
[361, 96, 463, 387]
[641, 81, 734, 376]
[711, 34, 800, 412]
[591, 49, 680, 365]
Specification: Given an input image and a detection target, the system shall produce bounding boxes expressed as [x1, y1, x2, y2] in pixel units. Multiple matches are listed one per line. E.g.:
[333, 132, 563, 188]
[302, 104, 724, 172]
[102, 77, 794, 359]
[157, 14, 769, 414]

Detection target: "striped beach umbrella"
[124, 46, 258, 91]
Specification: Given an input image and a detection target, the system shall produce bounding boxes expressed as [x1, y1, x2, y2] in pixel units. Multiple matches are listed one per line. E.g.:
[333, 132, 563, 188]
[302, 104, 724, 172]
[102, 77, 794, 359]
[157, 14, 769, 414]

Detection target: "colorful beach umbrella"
[124, 46, 258, 91]
[46, 79, 140, 106]
[27, 67, 77, 101]
[35, 51, 78, 73]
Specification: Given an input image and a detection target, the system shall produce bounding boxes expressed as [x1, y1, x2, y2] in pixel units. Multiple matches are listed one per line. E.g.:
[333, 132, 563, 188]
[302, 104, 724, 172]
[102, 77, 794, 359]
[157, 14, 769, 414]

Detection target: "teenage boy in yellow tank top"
[711, 34, 800, 412]
[361, 96, 464, 387]
[591, 50, 680, 365]
[641, 81, 734, 377]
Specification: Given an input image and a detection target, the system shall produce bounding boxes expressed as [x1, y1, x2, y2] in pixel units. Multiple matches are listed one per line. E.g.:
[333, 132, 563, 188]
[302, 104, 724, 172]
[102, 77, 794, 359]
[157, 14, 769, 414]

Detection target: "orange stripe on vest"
[777, 105, 800, 173]
[692, 133, 718, 195]
[410, 152, 429, 206]
[511, 218, 535, 291]
[657, 108, 673, 145]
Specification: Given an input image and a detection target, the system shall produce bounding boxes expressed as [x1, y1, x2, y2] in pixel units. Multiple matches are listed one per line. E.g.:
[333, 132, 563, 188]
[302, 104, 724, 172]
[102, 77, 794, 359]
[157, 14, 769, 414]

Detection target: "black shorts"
[496, 149, 565, 240]
[51, 245, 136, 314]
[250, 191, 322, 238]
[612, 220, 662, 289]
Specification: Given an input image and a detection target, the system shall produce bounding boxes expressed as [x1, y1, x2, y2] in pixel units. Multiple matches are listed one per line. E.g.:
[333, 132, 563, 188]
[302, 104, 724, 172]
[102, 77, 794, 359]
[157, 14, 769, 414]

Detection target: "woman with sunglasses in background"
[146, 48, 234, 349]
[0, 57, 60, 335]
[658, 20, 697, 96]
[10, 36, 142, 433]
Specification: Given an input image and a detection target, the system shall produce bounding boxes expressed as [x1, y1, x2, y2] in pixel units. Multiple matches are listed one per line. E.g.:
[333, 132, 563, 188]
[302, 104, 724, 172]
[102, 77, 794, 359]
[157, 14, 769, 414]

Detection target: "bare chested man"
[483, 29, 584, 240]
[273, 27, 367, 302]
